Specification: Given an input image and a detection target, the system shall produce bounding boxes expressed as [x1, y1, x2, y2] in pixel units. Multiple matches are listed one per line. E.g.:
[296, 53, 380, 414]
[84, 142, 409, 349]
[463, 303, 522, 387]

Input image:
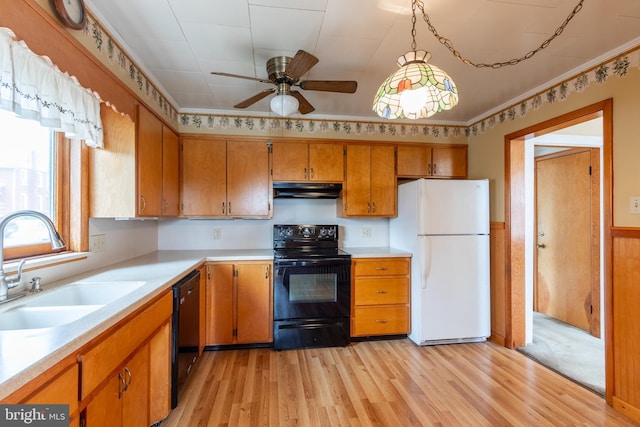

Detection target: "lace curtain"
[0, 27, 103, 148]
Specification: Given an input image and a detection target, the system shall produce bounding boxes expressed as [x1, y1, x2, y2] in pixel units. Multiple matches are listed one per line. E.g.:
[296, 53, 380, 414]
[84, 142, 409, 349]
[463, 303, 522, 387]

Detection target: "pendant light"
[270, 82, 299, 117]
[373, 0, 458, 120]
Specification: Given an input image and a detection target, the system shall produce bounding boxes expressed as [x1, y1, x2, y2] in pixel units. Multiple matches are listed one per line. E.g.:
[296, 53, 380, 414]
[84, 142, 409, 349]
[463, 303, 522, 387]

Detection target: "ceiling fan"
[211, 50, 357, 115]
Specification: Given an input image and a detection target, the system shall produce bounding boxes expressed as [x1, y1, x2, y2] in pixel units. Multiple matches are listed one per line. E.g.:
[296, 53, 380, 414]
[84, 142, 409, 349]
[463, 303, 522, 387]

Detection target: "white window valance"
[0, 27, 103, 148]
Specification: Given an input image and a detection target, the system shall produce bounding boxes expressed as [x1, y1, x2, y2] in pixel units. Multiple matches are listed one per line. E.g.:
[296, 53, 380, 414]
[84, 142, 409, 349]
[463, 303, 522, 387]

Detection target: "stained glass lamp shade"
[373, 50, 458, 120]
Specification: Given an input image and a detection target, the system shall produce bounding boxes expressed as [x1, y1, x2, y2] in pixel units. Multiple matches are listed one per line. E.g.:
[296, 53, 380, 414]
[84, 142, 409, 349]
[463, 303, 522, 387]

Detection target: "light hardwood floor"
[162, 339, 637, 426]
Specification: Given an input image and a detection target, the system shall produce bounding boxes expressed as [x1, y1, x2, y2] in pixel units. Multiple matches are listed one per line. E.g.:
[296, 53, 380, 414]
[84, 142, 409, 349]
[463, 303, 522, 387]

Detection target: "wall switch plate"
[90, 234, 106, 252]
[361, 227, 371, 238]
[213, 228, 222, 239]
[631, 196, 640, 214]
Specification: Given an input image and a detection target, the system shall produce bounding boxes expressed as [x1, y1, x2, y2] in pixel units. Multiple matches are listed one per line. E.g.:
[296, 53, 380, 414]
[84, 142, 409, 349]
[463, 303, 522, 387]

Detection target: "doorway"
[504, 99, 613, 400]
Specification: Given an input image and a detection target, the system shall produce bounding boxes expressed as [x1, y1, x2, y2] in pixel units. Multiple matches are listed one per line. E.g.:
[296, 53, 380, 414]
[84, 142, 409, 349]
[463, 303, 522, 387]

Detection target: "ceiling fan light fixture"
[270, 93, 299, 117]
[373, 50, 458, 120]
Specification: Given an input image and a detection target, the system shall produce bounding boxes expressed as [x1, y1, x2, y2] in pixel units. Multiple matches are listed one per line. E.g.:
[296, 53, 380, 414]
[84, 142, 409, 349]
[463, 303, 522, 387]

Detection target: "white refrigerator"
[390, 178, 490, 346]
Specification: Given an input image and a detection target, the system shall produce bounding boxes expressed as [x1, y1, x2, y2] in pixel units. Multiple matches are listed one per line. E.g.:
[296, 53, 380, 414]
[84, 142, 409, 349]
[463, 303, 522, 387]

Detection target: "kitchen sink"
[0, 305, 103, 331]
[24, 281, 146, 307]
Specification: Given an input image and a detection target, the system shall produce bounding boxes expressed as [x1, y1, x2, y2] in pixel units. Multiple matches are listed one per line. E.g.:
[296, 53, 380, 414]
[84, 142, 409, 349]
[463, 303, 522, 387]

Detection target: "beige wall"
[468, 67, 640, 226]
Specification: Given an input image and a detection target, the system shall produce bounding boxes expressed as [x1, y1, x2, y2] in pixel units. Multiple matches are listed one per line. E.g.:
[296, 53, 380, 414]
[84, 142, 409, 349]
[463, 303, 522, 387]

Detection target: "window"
[0, 109, 81, 260]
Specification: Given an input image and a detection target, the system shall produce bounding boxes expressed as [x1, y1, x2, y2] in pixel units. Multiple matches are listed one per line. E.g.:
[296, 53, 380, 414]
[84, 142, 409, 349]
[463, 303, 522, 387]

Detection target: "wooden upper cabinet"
[181, 138, 227, 216]
[162, 126, 180, 216]
[136, 105, 164, 216]
[180, 138, 272, 218]
[90, 104, 179, 218]
[397, 144, 467, 178]
[339, 144, 396, 217]
[272, 141, 344, 182]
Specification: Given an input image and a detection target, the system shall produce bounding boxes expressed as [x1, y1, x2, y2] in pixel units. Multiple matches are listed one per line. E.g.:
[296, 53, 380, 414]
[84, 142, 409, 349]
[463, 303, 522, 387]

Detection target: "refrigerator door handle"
[419, 237, 431, 289]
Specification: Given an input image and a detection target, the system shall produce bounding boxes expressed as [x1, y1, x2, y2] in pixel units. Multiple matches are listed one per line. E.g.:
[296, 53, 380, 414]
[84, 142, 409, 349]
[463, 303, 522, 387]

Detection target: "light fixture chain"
[413, 0, 585, 69]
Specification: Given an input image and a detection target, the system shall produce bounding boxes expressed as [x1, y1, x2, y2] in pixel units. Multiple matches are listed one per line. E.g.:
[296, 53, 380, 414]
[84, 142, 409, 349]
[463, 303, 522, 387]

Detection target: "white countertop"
[344, 247, 412, 258]
[0, 247, 409, 400]
[0, 249, 272, 400]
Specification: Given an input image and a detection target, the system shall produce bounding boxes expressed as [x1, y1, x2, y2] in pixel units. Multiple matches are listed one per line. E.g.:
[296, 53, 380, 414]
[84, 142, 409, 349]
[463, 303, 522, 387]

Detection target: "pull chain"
[412, 0, 585, 69]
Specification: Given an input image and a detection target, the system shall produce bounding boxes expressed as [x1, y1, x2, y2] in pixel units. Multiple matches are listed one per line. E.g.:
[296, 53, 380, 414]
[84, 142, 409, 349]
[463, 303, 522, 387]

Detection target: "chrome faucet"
[0, 210, 66, 301]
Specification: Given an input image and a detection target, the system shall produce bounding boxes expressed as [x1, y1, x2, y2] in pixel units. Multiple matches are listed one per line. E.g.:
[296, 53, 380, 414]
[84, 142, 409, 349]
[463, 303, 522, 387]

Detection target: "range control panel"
[273, 224, 339, 242]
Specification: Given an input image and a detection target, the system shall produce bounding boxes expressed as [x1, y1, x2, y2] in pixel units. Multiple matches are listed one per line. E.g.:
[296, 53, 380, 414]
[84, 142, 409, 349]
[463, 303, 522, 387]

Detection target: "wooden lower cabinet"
[205, 262, 273, 345]
[79, 291, 173, 427]
[351, 257, 411, 337]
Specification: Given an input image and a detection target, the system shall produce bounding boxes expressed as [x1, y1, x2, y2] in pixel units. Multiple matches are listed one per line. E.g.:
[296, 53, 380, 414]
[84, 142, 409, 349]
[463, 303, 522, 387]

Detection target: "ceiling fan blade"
[286, 50, 319, 80]
[233, 89, 276, 108]
[299, 80, 357, 93]
[211, 71, 272, 85]
[291, 91, 315, 114]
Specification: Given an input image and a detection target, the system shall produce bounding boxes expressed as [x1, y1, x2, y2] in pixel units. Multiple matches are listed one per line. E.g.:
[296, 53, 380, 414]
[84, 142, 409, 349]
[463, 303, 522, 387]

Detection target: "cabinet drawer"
[353, 306, 410, 336]
[354, 277, 409, 305]
[22, 364, 78, 416]
[354, 258, 409, 276]
[78, 291, 173, 400]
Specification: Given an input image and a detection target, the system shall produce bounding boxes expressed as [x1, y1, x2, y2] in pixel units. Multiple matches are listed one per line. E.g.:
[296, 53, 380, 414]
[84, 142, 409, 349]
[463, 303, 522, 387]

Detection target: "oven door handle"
[275, 258, 351, 267]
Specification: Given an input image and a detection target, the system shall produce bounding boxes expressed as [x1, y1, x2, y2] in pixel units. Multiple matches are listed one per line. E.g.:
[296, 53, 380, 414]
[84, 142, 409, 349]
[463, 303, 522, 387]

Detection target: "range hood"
[273, 182, 342, 199]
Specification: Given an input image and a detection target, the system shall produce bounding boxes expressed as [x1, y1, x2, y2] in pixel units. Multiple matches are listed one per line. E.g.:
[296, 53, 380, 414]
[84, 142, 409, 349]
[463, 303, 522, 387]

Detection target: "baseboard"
[613, 396, 640, 423]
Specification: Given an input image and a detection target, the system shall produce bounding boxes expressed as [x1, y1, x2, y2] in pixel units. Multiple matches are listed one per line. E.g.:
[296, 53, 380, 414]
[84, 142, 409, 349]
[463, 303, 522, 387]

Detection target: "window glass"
[0, 109, 55, 248]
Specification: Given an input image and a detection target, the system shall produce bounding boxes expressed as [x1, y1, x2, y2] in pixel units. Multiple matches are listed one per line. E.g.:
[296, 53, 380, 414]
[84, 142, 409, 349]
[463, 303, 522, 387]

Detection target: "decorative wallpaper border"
[77, 8, 640, 140]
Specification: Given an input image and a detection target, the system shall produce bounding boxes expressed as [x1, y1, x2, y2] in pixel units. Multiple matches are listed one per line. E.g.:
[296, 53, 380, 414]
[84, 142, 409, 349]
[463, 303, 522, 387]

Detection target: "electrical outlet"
[213, 228, 222, 240]
[631, 196, 640, 214]
[362, 227, 371, 238]
[90, 234, 106, 252]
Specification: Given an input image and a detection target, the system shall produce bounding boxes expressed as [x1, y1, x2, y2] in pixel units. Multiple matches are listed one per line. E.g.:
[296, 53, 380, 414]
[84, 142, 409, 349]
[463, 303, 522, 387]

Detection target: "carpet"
[517, 312, 605, 396]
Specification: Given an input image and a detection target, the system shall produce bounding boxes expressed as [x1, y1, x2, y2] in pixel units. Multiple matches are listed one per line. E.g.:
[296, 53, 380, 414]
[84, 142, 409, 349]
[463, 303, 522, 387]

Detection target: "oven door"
[273, 257, 351, 321]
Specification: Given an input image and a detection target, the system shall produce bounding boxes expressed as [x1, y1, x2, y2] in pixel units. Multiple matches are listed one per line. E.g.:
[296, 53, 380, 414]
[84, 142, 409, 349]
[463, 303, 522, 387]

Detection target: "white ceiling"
[85, 0, 640, 125]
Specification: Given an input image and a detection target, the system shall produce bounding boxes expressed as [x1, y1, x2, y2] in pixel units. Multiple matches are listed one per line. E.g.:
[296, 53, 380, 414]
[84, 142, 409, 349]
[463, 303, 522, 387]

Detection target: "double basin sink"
[0, 280, 146, 331]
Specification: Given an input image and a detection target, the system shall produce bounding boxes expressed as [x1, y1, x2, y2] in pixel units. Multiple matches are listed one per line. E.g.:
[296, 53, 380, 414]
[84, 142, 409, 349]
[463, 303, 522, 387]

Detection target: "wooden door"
[369, 145, 396, 216]
[432, 146, 467, 178]
[122, 344, 149, 427]
[161, 126, 180, 216]
[535, 149, 597, 334]
[397, 145, 431, 177]
[343, 144, 371, 216]
[206, 264, 234, 345]
[181, 138, 227, 216]
[226, 141, 271, 217]
[272, 141, 308, 181]
[309, 142, 344, 182]
[136, 105, 163, 216]
[236, 263, 272, 343]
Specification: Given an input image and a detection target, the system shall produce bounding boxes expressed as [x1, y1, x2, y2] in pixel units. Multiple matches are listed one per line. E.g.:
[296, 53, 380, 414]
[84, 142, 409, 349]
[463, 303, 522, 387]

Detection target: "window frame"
[2, 132, 88, 262]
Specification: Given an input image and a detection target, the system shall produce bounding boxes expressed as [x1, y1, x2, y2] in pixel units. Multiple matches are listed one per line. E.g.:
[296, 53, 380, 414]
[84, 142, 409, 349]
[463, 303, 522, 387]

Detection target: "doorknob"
[537, 243, 546, 248]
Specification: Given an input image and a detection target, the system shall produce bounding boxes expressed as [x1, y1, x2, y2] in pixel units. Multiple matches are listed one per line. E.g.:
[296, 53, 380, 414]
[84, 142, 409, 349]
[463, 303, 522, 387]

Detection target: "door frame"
[504, 99, 613, 402]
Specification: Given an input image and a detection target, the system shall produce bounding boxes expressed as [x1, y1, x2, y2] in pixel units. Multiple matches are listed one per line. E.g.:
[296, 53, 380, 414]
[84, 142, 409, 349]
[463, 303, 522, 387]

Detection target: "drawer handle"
[375, 319, 389, 323]
[376, 290, 388, 294]
[375, 267, 388, 271]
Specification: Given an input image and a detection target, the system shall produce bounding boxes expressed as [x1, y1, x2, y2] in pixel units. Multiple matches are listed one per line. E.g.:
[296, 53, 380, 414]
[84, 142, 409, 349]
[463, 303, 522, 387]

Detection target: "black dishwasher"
[171, 269, 200, 409]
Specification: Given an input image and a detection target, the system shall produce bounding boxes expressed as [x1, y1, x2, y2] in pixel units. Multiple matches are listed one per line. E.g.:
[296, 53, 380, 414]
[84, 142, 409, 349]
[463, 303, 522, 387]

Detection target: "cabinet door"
[308, 143, 344, 182]
[181, 139, 227, 216]
[136, 105, 163, 217]
[149, 321, 172, 425]
[227, 141, 271, 217]
[397, 145, 432, 177]
[432, 146, 467, 178]
[206, 264, 234, 345]
[272, 141, 308, 181]
[236, 263, 272, 344]
[343, 144, 372, 216]
[122, 345, 150, 427]
[162, 126, 180, 216]
[369, 145, 396, 216]
[84, 373, 123, 427]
